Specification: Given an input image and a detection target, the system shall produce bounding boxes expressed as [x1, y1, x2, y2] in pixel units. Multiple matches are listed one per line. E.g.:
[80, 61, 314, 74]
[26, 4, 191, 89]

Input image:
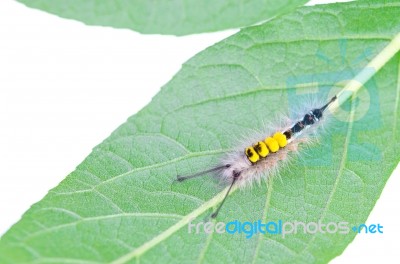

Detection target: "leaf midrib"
[110, 185, 239, 264]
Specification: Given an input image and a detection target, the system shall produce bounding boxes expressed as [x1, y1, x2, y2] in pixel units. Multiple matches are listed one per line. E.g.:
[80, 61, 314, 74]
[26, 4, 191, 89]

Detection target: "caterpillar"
[177, 95, 337, 218]
[176, 32, 400, 219]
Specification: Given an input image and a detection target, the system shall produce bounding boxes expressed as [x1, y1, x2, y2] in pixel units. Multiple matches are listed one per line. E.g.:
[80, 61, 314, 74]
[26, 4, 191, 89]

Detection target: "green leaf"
[1, 0, 400, 263]
[16, 0, 309, 35]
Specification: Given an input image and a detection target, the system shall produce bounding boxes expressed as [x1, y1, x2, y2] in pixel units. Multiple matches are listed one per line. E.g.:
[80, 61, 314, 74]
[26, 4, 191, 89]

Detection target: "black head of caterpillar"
[176, 96, 337, 219]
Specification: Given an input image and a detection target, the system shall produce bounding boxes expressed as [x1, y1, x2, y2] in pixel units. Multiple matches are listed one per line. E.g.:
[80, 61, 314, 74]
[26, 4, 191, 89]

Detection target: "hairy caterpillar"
[176, 32, 400, 219]
[177, 96, 337, 218]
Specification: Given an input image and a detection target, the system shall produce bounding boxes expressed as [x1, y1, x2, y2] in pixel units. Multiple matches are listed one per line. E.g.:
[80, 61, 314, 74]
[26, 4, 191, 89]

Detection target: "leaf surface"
[1, 1, 400, 263]
[16, 0, 309, 35]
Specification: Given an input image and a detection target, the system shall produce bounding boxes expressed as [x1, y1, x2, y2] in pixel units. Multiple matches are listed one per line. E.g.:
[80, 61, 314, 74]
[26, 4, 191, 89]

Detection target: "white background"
[0, 0, 399, 263]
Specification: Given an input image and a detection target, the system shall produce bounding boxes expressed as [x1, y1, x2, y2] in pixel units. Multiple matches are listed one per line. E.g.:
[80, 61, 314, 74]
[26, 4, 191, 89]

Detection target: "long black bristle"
[176, 164, 230, 182]
[211, 175, 238, 218]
